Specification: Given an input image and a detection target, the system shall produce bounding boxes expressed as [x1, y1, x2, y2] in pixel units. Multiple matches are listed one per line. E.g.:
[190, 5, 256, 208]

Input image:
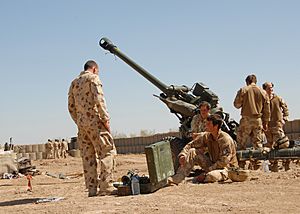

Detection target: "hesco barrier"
[284, 120, 300, 141]
[10, 122, 300, 159]
[114, 132, 181, 154]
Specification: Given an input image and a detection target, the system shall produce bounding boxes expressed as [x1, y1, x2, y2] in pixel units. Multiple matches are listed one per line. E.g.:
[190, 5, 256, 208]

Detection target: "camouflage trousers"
[265, 121, 290, 171]
[54, 148, 60, 159]
[237, 117, 264, 150]
[77, 126, 117, 193]
[172, 148, 228, 183]
[46, 149, 54, 159]
[265, 121, 289, 149]
[60, 148, 67, 158]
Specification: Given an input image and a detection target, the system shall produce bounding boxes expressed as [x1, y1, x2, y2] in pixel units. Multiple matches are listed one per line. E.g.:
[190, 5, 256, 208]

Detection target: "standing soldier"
[60, 139, 68, 158]
[53, 139, 60, 159]
[190, 101, 211, 139]
[262, 82, 290, 171]
[46, 139, 54, 159]
[68, 60, 116, 197]
[234, 74, 270, 169]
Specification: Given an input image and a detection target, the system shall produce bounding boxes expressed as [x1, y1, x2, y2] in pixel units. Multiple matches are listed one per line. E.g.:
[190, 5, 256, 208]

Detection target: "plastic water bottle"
[262, 160, 270, 173]
[131, 175, 140, 195]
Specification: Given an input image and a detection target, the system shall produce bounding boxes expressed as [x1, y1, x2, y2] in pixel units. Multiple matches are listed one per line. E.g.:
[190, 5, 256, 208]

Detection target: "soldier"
[234, 74, 270, 169]
[60, 139, 68, 158]
[68, 60, 116, 197]
[190, 101, 211, 139]
[46, 139, 54, 159]
[53, 139, 60, 159]
[168, 114, 239, 184]
[262, 82, 290, 171]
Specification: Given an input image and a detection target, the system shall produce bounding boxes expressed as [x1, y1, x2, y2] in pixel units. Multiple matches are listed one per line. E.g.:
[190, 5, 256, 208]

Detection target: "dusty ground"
[0, 154, 300, 214]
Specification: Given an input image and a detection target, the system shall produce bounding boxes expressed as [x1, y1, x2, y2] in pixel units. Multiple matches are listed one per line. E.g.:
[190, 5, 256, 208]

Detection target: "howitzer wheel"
[163, 136, 189, 171]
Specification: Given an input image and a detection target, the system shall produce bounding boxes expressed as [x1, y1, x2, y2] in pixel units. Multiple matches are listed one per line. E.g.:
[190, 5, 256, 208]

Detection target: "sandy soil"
[0, 154, 300, 214]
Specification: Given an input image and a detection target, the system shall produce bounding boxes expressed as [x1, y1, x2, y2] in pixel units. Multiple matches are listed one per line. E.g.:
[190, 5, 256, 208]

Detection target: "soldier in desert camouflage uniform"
[68, 60, 116, 197]
[234, 74, 270, 169]
[46, 139, 54, 159]
[190, 101, 211, 139]
[53, 139, 60, 159]
[60, 139, 68, 159]
[262, 82, 290, 171]
[168, 114, 239, 184]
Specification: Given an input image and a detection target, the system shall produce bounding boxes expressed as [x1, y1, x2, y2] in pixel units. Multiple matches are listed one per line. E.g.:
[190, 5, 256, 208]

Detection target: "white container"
[131, 176, 140, 195]
[262, 160, 270, 173]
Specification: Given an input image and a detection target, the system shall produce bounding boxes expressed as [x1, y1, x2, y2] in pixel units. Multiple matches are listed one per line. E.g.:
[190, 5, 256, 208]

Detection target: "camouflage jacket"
[269, 94, 289, 124]
[190, 114, 208, 133]
[179, 131, 238, 170]
[234, 83, 270, 122]
[68, 71, 109, 129]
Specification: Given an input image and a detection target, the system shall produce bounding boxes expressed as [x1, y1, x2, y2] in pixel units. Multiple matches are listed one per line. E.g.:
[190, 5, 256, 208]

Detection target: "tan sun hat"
[228, 168, 250, 182]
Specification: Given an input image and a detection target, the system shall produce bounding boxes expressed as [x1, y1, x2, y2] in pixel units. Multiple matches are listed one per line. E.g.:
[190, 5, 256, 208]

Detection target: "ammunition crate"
[141, 140, 175, 193]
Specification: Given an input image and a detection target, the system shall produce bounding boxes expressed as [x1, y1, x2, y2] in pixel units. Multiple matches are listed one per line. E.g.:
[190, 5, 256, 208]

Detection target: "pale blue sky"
[1, 0, 299, 144]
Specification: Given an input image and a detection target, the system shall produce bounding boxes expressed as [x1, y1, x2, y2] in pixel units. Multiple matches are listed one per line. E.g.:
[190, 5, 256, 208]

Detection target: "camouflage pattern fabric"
[46, 141, 54, 159]
[237, 117, 264, 150]
[190, 114, 207, 133]
[68, 70, 116, 194]
[170, 131, 238, 183]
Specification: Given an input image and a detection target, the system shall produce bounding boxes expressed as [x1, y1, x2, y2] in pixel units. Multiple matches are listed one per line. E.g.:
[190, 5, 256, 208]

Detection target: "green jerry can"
[141, 140, 175, 193]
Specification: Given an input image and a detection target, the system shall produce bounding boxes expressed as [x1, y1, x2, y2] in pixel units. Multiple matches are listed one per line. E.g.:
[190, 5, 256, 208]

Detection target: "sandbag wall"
[13, 144, 46, 160]
[114, 132, 180, 154]
[284, 119, 300, 140]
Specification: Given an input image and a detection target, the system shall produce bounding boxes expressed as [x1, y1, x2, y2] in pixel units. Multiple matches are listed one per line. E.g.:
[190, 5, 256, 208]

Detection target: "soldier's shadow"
[0, 198, 42, 207]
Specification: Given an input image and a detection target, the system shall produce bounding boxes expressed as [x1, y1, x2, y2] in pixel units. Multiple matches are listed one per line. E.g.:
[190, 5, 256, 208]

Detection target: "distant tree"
[129, 133, 137, 137]
[168, 128, 179, 132]
[112, 131, 127, 139]
[140, 129, 155, 136]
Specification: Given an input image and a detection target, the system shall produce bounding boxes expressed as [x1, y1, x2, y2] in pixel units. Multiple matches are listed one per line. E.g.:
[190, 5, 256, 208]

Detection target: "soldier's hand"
[179, 155, 186, 166]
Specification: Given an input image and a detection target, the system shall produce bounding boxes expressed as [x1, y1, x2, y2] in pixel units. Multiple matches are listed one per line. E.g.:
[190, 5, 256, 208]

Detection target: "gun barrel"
[99, 37, 168, 93]
[237, 147, 300, 161]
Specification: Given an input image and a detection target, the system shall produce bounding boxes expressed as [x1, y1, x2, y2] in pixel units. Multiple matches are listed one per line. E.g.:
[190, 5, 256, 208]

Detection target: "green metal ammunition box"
[141, 140, 175, 193]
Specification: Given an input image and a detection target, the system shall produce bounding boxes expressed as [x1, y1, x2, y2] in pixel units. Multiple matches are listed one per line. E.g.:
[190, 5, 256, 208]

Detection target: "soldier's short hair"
[199, 101, 211, 110]
[84, 60, 98, 71]
[207, 114, 223, 129]
[262, 82, 274, 90]
[245, 74, 257, 85]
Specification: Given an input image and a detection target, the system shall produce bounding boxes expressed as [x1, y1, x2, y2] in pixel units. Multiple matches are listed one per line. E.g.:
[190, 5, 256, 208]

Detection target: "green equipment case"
[141, 140, 175, 193]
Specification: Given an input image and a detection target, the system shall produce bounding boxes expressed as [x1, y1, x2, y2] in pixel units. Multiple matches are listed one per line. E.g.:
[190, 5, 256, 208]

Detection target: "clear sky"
[1, 0, 299, 145]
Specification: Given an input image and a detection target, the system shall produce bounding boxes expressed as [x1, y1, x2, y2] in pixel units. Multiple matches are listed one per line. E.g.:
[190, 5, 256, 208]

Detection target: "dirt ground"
[0, 154, 300, 214]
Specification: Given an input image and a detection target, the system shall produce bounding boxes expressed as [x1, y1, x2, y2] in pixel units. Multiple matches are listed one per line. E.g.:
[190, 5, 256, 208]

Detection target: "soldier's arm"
[233, 88, 243, 109]
[179, 133, 206, 158]
[280, 97, 289, 120]
[190, 115, 197, 133]
[208, 138, 233, 171]
[68, 84, 77, 124]
[262, 93, 271, 124]
[91, 79, 110, 122]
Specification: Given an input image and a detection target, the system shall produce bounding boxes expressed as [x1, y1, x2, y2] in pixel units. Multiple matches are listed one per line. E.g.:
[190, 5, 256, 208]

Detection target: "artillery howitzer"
[99, 37, 300, 169]
[99, 37, 238, 167]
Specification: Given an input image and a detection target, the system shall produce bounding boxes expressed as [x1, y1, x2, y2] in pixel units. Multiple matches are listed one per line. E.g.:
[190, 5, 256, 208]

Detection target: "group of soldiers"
[45, 139, 69, 159]
[168, 74, 291, 185]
